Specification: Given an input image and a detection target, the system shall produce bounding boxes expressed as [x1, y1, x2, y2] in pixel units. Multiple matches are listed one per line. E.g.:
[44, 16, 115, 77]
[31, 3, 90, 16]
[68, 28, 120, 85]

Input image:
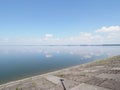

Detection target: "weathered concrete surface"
[70, 83, 111, 90]
[0, 55, 120, 90]
[43, 75, 78, 90]
[43, 75, 63, 85]
[97, 74, 120, 81]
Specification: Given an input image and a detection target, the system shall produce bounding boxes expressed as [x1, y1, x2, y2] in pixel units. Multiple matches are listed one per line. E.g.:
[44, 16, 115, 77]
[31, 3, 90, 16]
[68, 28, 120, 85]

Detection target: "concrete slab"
[97, 74, 120, 81]
[83, 69, 98, 73]
[111, 67, 120, 71]
[70, 83, 111, 90]
[43, 75, 63, 85]
[43, 75, 78, 90]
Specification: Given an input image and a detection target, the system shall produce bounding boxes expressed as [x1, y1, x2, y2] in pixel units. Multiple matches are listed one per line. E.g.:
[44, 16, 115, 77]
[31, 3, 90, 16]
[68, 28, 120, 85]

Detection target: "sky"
[0, 0, 120, 45]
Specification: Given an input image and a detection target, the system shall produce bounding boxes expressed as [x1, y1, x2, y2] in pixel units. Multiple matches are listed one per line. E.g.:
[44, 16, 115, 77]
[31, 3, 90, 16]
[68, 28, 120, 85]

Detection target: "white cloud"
[45, 34, 53, 38]
[0, 26, 120, 45]
[96, 26, 120, 33]
[80, 32, 92, 37]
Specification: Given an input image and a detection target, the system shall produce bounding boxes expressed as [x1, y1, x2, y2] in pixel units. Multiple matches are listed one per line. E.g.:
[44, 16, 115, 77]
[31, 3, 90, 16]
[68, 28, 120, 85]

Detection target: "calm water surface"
[0, 46, 120, 84]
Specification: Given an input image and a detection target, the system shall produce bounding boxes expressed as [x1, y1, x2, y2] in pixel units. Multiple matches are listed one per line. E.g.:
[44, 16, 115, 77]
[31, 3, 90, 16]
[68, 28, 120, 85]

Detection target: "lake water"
[0, 46, 120, 84]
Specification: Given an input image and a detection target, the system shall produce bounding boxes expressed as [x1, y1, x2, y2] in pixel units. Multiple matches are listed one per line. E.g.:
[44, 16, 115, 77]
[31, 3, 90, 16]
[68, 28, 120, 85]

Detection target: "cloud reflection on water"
[0, 46, 120, 59]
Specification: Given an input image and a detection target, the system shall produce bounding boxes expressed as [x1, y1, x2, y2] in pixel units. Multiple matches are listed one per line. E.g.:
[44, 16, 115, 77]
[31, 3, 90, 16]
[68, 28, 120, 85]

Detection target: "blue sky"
[0, 0, 120, 45]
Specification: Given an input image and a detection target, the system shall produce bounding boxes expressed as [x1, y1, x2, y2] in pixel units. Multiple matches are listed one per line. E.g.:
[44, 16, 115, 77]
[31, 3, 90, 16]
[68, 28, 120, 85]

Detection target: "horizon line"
[0, 44, 120, 46]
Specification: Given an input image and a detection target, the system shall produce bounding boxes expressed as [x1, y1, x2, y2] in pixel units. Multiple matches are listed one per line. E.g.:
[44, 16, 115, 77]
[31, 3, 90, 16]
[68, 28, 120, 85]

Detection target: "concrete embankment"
[0, 55, 120, 90]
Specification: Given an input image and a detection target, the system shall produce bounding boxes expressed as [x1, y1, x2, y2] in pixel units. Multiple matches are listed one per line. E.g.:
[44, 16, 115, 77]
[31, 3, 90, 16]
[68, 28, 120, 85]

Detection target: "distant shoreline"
[0, 44, 120, 46]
